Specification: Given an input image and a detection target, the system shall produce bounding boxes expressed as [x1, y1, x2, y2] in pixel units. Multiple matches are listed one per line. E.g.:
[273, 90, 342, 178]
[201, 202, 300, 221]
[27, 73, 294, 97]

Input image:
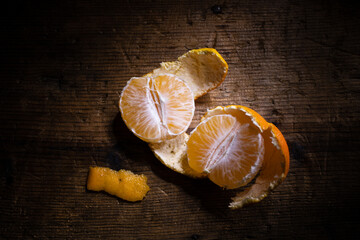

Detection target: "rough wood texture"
[1, 0, 360, 239]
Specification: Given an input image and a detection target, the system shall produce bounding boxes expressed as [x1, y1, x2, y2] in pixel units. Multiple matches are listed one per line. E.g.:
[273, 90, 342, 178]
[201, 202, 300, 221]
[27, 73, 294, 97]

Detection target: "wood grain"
[1, 0, 360, 239]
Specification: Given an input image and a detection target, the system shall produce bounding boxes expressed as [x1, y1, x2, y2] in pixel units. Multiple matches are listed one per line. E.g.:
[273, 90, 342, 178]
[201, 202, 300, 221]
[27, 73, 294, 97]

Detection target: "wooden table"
[1, 0, 359, 239]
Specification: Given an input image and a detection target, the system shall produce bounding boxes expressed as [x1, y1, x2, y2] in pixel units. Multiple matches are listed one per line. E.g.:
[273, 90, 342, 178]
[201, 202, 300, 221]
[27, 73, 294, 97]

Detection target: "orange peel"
[87, 167, 150, 202]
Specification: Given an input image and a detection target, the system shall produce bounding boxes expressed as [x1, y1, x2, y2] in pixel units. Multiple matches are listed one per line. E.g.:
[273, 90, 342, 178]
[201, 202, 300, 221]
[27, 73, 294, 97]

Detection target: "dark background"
[1, 0, 360, 239]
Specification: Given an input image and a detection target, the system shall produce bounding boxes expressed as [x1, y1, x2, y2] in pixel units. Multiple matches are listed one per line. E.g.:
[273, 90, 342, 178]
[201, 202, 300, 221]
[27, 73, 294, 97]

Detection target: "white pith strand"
[203, 116, 240, 172]
[146, 77, 167, 139]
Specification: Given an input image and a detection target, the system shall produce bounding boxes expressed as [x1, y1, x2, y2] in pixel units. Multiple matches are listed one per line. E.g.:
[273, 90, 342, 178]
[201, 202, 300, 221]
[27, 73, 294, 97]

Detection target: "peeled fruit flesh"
[120, 74, 195, 143]
[187, 105, 290, 208]
[187, 114, 264, 189]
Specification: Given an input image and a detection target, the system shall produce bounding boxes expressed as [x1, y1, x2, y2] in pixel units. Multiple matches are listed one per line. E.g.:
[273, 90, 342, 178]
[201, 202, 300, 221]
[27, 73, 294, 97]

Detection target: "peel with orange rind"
[145, 48, 228, 99]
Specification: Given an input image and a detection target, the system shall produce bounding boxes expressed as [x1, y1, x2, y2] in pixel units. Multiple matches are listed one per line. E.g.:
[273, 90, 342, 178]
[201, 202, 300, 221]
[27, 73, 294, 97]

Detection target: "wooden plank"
[1, 0, 360, 239]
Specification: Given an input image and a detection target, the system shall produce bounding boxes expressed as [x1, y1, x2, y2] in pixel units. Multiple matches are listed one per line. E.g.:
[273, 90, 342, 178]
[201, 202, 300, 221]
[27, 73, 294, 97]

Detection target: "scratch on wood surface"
[120, 47, 132, 65]
[157, 187, 168, 197]
[224, 30, 243, 63]
[322, 98, 334, 174]
[211, 32, 218, 48]
[25, 172, 41, 181]
[305, 37, 360, 57]
[186, 9, 193, 26]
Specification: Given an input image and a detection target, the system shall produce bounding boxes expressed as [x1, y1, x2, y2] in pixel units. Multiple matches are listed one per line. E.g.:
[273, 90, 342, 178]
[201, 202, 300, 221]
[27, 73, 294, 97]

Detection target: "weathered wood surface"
[1, 0, 360, 239]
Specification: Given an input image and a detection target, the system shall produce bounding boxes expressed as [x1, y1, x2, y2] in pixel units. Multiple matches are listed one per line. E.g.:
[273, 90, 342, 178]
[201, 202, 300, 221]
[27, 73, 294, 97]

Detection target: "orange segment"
[154, 75, 194, 135]
[187, 114, 264, 189]
[119, 74, 195, 143]
[87, 167, 150, 202]
[201, 105, 269, 132]
[229, 124, 289, 208]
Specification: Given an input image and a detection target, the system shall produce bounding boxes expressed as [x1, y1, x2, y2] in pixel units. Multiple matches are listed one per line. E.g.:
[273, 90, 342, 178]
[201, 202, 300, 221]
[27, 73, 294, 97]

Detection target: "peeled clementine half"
[187, 114, 264, 189]
[187, 105, 290, 208]
[120, 74, 195, 143]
